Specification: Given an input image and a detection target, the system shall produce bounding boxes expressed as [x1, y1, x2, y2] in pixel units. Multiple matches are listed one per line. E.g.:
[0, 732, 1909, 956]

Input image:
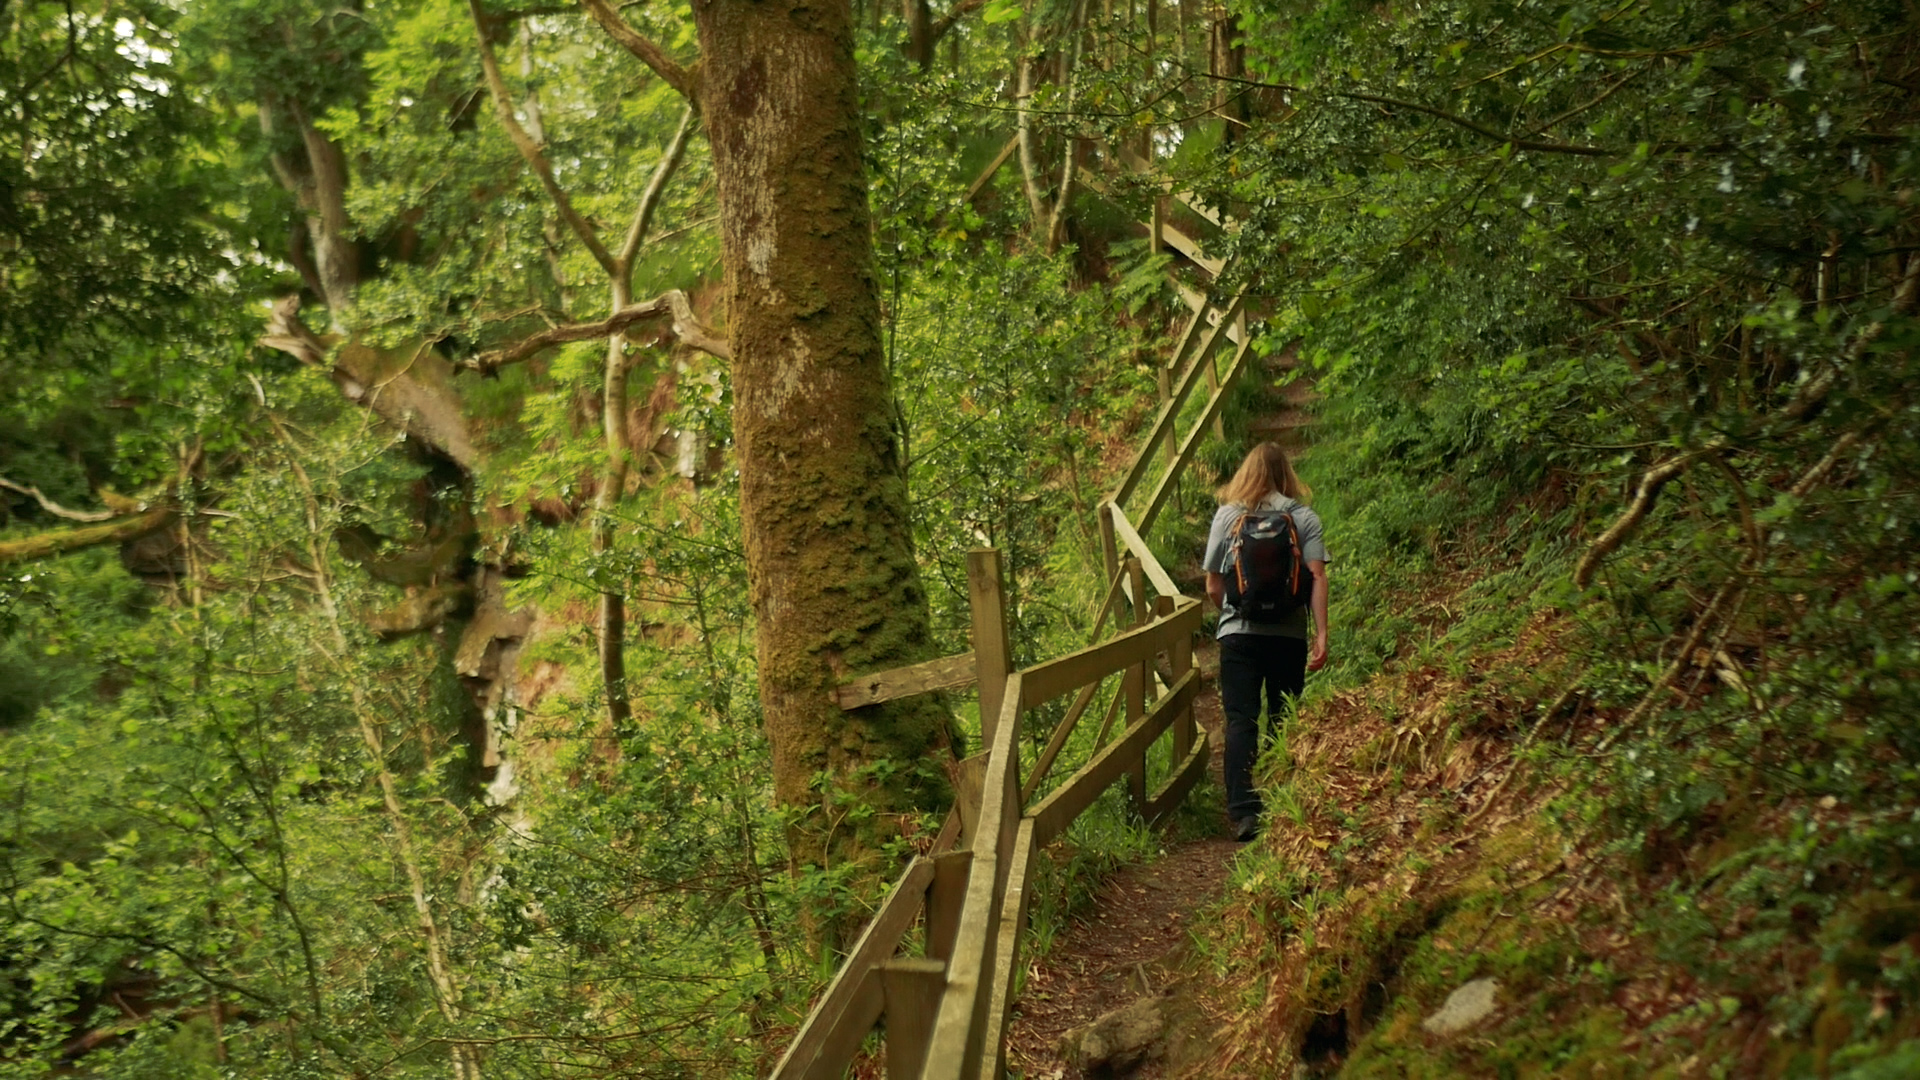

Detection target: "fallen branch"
[1597, 581, 1741, 751]
[460, 290, 728, 374]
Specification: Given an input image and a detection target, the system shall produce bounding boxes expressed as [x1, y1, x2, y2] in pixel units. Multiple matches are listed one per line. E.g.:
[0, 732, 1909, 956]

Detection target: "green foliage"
[25, 0, 1920, 1071]
[1154, 0, 1920, 1070]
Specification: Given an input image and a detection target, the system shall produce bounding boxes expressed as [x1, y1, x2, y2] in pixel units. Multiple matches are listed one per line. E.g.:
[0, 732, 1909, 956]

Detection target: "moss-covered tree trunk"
[691, 0, 954, 914]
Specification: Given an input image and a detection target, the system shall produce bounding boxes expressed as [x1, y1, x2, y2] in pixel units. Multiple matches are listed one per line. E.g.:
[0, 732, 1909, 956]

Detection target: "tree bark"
[689, 0, 954, 922]
[260, 95, 359, 327]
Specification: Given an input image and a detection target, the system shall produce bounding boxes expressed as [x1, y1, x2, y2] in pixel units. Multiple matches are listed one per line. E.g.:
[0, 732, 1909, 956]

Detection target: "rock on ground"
[1422, 977, 1501, 1036]
[1060, 995, 1166, 1075]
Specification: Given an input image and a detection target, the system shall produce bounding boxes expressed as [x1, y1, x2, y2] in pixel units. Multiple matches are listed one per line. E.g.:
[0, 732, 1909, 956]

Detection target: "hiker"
[1203, 442, 1328, 842]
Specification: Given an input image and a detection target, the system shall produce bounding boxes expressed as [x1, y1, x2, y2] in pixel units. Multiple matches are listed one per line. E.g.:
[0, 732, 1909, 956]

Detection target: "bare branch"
[1574, 253, 1920, 590]
[0, 477, 117, 522]
[471, 0, 618, 275]
[620, 106, 697, 269]
[578, 0, 700, 103]
[1573, 449, 1711, 590]
[461, 290, 728, 374]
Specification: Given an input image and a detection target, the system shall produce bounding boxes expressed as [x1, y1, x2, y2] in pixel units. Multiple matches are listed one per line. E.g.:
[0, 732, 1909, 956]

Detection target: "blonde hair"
[1216, 442, 1312, 508]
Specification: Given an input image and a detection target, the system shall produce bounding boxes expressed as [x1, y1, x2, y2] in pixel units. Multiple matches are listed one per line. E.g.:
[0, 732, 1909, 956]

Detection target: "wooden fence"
[769, 144, 1257, 1080]
[770, 537, 1202, 1080]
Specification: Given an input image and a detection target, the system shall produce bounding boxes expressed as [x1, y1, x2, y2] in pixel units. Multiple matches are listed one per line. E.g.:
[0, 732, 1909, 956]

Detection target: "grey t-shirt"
[1203, 494, 1327, 640]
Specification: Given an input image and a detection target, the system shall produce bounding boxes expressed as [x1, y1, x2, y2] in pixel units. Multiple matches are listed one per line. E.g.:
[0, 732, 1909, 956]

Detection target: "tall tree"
[584, 0, 956, 911]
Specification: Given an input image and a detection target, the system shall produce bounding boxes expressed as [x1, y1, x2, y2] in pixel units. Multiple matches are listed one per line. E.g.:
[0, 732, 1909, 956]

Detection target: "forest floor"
[1004, 643, 1239, 1079]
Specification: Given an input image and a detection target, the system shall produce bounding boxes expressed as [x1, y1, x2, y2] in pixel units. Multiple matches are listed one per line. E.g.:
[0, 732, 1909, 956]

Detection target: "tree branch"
[619, 106, 697, 269]
[0, 506, 174, 567]
[1573, 449, 1711, 589]
[578, 0, 700, 103]
[461, 290, 728, 374]
[1334, 89, 1616, 157]
[1015, 53, 1053, 232]
[258, 295, 335, 367]
[928, 0, 987, 45]
[1573, 252, 1920, 591]
[1780, 251, 1920, 424]
[0, 476, 118, 522]
[471, 0, 618, 275]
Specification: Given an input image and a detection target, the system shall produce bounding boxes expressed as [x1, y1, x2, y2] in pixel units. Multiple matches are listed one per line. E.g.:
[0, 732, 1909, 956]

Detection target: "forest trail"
[1005, 340, 1314, 1077]
[1004, 643, 1235, 1079]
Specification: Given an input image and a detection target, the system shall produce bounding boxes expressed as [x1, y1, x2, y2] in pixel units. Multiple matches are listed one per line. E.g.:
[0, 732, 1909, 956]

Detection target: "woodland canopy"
[1, 0, 1917, 1076]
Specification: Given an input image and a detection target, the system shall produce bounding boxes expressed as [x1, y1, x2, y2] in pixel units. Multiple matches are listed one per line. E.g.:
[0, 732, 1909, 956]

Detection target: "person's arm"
[1206, 571, 1226, 611]
[1306, 559, 1329, 671]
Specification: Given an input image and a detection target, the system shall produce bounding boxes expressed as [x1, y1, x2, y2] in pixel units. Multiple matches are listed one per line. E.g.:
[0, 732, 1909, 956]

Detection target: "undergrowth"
[1181, 411, 1920, 1078]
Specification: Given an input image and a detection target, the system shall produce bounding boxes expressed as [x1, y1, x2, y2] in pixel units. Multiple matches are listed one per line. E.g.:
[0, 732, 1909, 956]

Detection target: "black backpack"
[1224, 507, 1313, 623]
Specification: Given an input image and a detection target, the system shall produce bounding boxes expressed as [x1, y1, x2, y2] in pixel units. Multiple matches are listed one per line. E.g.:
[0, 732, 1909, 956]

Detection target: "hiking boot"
[1234, 816, 1262, 843]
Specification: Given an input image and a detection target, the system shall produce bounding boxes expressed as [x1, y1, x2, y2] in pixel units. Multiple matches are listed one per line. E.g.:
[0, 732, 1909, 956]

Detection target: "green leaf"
[983, 0, 1023, 24]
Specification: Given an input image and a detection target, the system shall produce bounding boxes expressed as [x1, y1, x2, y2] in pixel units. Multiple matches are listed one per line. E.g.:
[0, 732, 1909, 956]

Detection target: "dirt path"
[1004, 648, 1236, 1079]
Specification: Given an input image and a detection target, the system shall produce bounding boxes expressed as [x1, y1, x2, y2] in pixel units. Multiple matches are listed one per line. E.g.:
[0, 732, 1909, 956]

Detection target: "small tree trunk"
[595, 279, 635, 728]
[275, 426, 477, 1080]
[1016, 47, 1054, 236]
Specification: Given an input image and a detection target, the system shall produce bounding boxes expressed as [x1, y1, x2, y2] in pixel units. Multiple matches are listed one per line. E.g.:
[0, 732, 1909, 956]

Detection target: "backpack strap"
[1229, 509, 1253, 596]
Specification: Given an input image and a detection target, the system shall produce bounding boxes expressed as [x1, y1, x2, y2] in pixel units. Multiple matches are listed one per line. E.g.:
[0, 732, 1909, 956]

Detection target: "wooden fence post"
[1125, 558, 1148, 813]
[968, 549, 1012, 749]
[881, 958, 946, 1078]
[1097, 502, 1120, 591]
[952, 753, 987, 851]
[926, 849, 973, 961]
[1160, 594, 1192, 762]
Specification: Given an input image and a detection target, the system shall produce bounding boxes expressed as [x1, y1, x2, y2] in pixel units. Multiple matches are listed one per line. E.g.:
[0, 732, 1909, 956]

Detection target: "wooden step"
[1279, 379, 1321, 405]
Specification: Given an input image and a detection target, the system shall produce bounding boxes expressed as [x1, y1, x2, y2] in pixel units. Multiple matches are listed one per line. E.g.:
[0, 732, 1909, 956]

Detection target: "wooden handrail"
[1021, 673, 1112, 802]
[775, 594, 1204, 1080]
[1155, 219, 1226, 277]
[1175, 281, 1246, 346]
[1029, 671, 1198, 847]
[1135, 332, 1259, 539]
[923, 671, 1025, 1079]
[1019, 599, 1200, 710]
[1106, 504, 1180, 600]
[834, 651, 975, 709]
[769, 855, 939, 1079]
[1110, 287, 1248, 512]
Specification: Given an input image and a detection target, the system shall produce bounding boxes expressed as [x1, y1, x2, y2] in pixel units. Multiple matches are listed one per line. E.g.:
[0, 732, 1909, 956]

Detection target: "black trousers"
[1218, 633, 1307, 821]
